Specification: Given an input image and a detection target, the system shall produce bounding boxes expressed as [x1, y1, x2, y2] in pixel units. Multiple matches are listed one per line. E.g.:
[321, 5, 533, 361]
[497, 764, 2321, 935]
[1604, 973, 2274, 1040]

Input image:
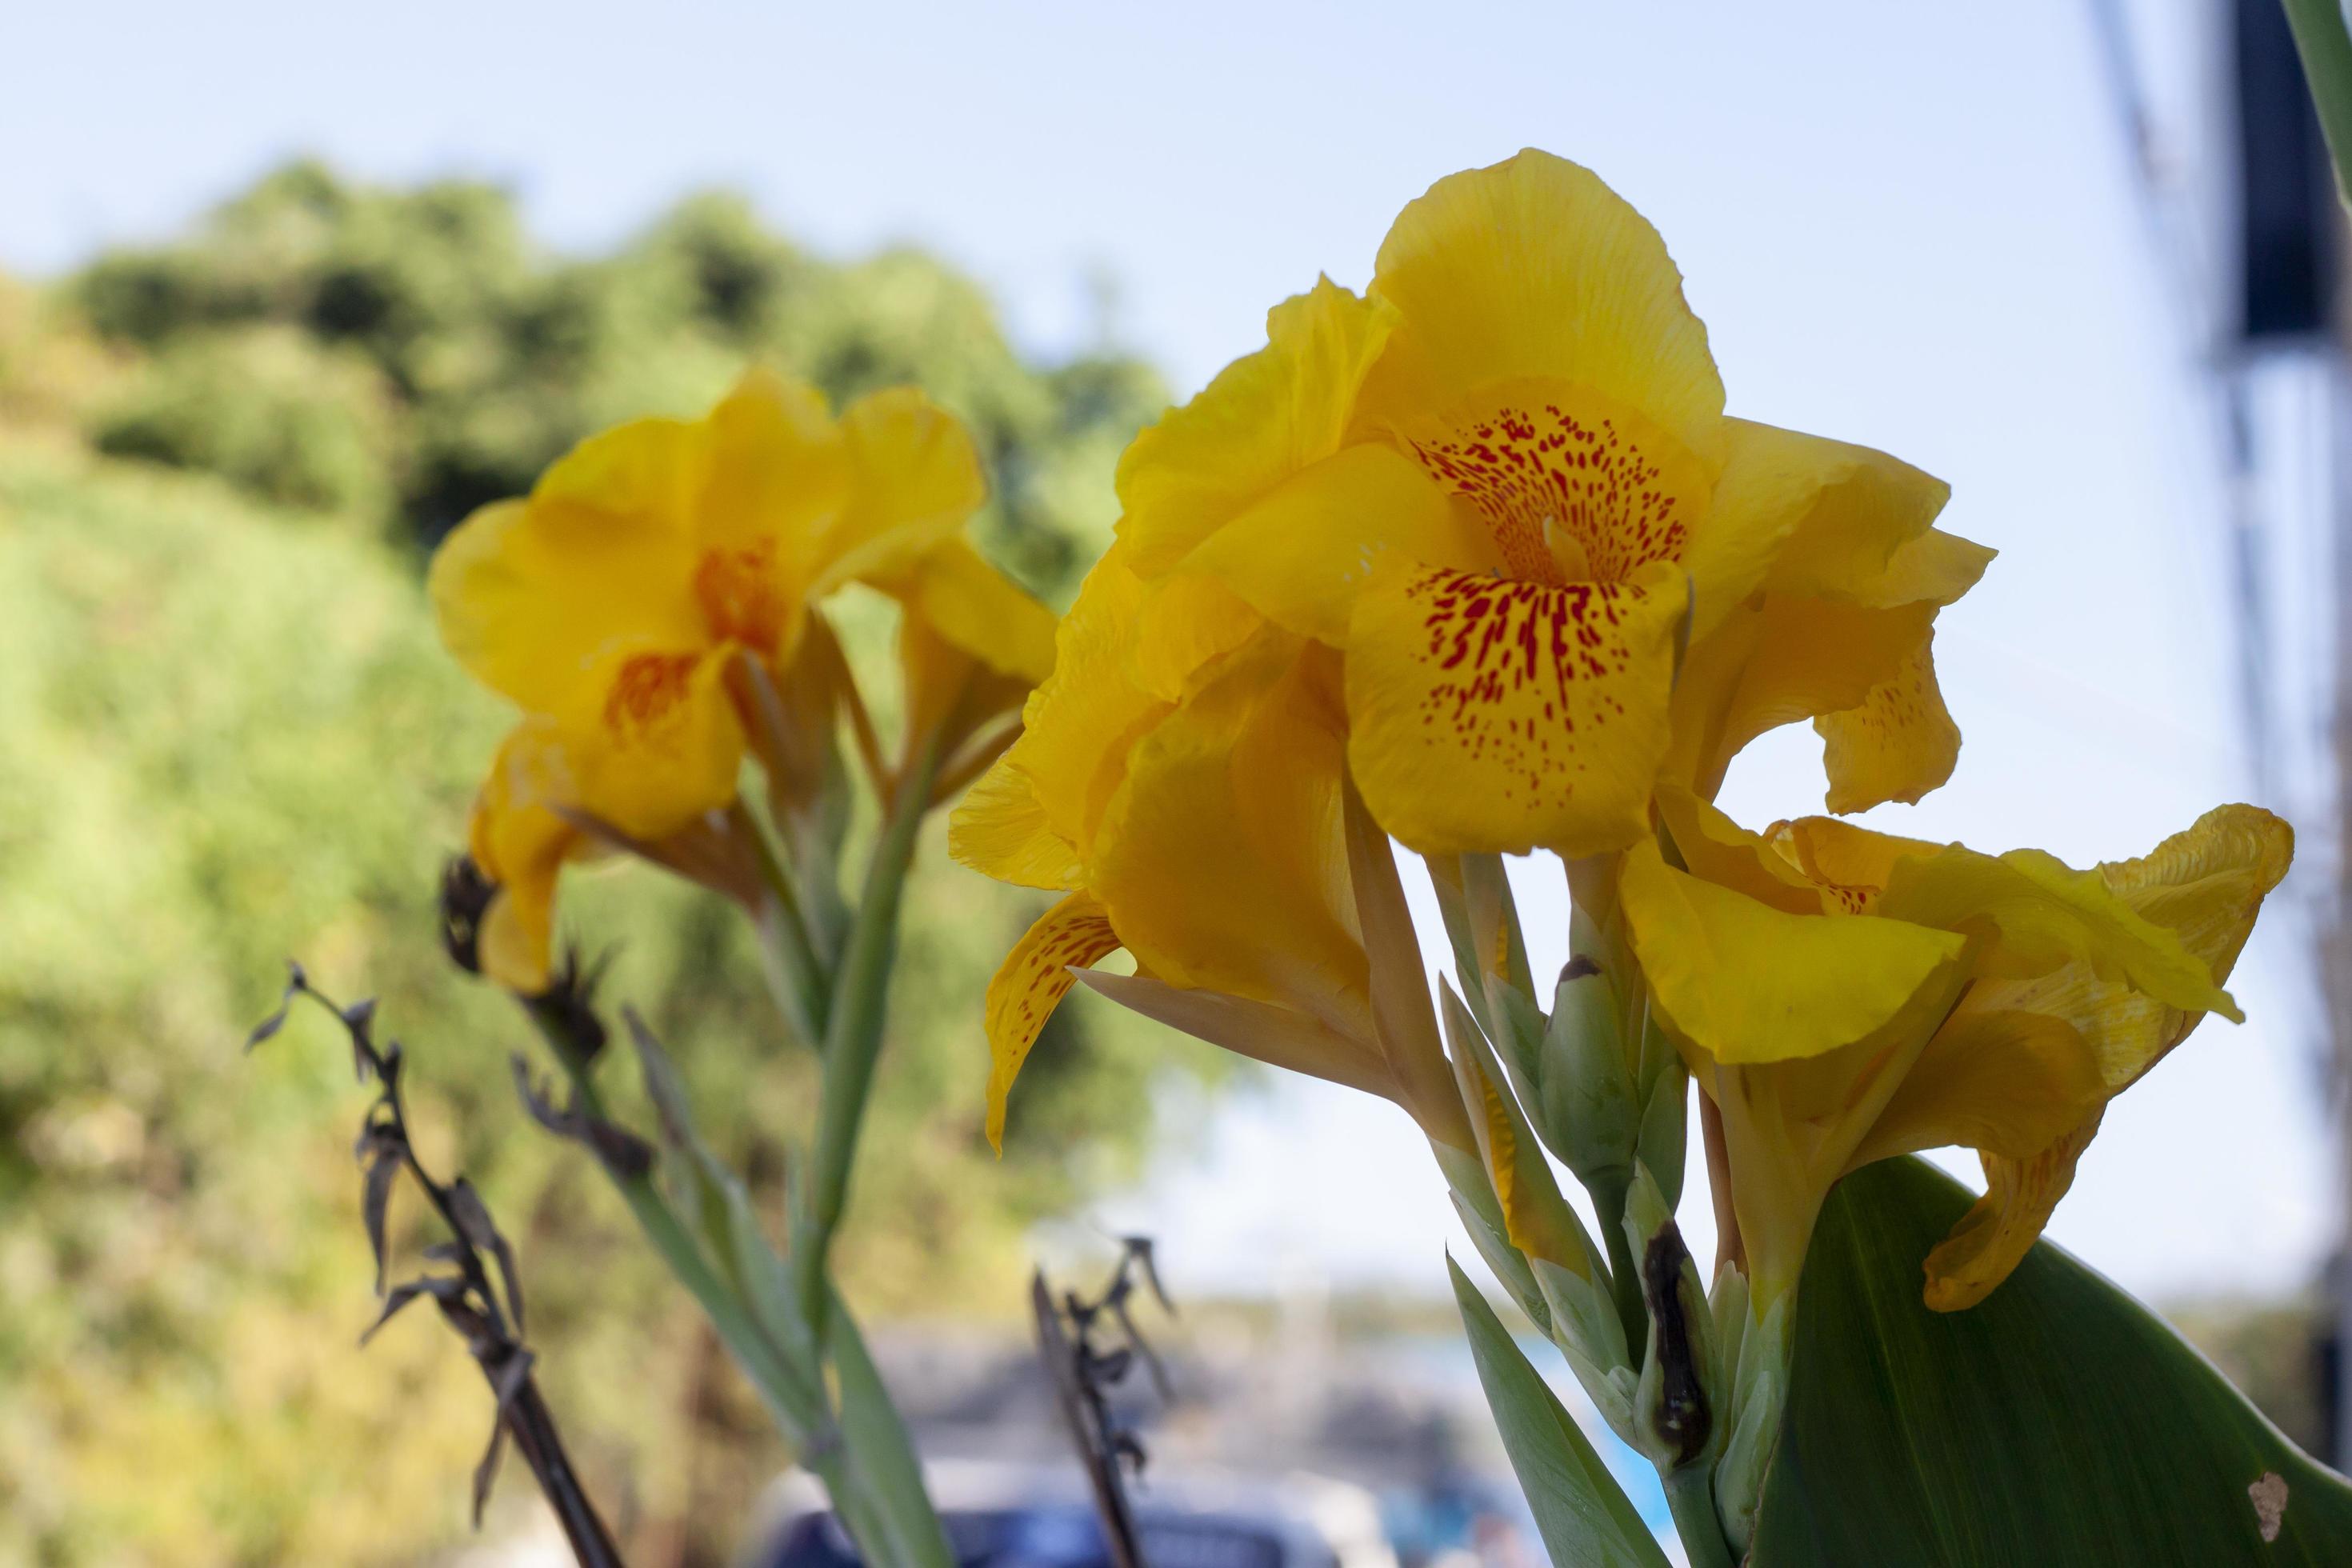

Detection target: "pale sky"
[5, 1, 2338, 1308]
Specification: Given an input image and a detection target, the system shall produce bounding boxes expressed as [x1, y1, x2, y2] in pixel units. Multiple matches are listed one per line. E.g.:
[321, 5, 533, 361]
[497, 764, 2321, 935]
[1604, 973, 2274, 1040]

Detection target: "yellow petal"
[1129, 569, 1263, 702]
[991, 549, 1169, 866]
[817, 385, 985, 590]
[1356, 150, 1726, 473]
[1822, 525, 1997, 610]
[1118, 277, 1396, 574]
[1074, 968, 1391, 1101]
[884, 537, 1057, 686]
[1179, 442, 1498, 645]
[1620, 839, 1969, 1066]
[1877, 842, 2238, 1017]
[1962, 804, 2292, 1091]
[697, 366, 850, 560]
[1767, 814, 1945, 902]
[1918, 806, 2291, 1309]
[1816, 635, 1962, 813]
[983, 890, 1122, 1151]
[950, 754, 1081, 891]
[1921, 1114, 2102, 1312]
[1682, 418, 1950, 642]
[1093, 638, 1373, 1042]
[1654, 782, 1826, 916]
[1669, 593, 1936, 800]
[466, 723, 597, 995]
[430, 494, 707, 717]
[555, 642, 748, 839]
[1844, 1009, 2106, 1171]
[1344, 558, 1686, 858]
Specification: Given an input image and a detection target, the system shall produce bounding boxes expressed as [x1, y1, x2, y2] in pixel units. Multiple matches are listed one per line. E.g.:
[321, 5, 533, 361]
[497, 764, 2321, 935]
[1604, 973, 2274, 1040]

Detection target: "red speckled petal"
[1344, 557, 1685, 857]
[982, 890, 1122, 1151]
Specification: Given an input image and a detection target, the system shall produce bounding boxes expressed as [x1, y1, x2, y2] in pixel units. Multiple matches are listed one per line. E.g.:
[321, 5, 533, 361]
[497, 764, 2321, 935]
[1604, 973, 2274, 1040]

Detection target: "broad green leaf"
[1753, 1157, 2352, 1566]
[1449, 1256, 1671, 1568]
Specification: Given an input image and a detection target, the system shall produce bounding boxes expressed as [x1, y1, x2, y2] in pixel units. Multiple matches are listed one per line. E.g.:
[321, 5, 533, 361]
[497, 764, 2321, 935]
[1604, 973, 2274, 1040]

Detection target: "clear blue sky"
[5, 0, 2331, 1305]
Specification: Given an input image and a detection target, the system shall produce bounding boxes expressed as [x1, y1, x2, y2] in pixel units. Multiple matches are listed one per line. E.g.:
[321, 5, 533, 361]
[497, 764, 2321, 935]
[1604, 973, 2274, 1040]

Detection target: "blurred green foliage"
[0, 163, 1206, 1566]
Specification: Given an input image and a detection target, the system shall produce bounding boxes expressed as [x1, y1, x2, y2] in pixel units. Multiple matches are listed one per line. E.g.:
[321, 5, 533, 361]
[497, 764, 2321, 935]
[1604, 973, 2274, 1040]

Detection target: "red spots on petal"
[1400, 567, 1654, 800]
[1409, 389, 1697, 586]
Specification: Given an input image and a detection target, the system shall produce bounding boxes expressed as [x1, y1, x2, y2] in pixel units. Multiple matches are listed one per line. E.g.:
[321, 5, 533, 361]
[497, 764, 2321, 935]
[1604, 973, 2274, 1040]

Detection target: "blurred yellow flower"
[1618, 784, 2290, 1311]
[434, 368, 1054, 990]
[950, 546, 1473, 1157]
[1114, 150, 1988, 857]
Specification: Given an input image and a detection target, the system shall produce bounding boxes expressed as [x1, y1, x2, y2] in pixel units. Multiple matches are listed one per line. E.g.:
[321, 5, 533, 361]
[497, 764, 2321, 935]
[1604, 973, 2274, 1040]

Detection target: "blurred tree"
[0, 164, 1210, 1566]
[64, 162, 1166, 595]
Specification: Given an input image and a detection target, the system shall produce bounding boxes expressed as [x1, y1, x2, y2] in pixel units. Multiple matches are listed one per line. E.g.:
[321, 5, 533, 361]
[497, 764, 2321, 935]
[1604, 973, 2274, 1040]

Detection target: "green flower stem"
[794, 729, 946, 1325]
[526, 1006, 821, 1424]
[1663, 1462, 1736, 1568]
[1588, 1166, 1650, 1359]
[2285, 0, 2352, 207]
[740, 804, 831, 1045]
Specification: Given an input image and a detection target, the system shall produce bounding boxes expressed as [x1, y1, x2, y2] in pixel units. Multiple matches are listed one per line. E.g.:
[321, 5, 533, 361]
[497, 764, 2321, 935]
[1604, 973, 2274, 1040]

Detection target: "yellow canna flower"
[950, 544, 1474, 1156]
[1618, 783, 2290, 1313]
[1113, 150, 1988, 858]
[434, 367, 1054, 991]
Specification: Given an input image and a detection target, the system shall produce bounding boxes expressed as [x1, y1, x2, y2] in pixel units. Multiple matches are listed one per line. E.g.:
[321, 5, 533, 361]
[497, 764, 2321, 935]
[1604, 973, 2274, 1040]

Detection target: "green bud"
[1712, 1278, 1794, 1552]
[1542, 957, 1640, 1190]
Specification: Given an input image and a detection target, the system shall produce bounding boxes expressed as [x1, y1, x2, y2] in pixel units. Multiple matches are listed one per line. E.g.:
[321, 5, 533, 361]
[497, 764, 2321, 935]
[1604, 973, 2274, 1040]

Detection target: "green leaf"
[2285, 0, 2352, 209]
[828, 1288, 958, 1568]
[1448, 1255, 1671, 1568]
[1753, 1157, 2352, 1566]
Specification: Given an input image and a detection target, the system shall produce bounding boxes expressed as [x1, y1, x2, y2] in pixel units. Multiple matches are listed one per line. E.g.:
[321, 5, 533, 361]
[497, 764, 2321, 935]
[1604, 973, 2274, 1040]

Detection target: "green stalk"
[2285, 0, 2352, 207]
[526, 1009, 818, 1418]
[1663, 1463, 1737, 1568]
[1589, 1167, 1650, 1359]
[794, 730, 946, 1322]
[739, 803, 830, 1045]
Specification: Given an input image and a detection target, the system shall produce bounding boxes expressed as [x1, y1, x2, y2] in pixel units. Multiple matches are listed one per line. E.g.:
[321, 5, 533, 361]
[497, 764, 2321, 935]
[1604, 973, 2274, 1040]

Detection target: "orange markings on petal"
[982, 890, 1123, 1152]
[691, 538, 791, 656]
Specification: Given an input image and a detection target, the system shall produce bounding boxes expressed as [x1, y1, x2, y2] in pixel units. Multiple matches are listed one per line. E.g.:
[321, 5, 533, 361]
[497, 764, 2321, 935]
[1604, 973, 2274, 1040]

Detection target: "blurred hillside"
[0, 163, 1208, 1567]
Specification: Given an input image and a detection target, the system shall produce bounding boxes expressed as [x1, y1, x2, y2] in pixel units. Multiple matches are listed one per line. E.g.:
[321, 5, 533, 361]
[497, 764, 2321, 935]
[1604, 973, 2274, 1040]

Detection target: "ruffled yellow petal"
[950, 754, 1080, 892]
[1355, 150, 1726, 472]
[1877, 842, 2238, 1017]
[1344, 558, 1686, 858]
[1844, 1010, 2106, 1171]
[1178, 442, 1498, 645]
[819, 385, 986, 590]
[1667, 593, 1936, 800]
[987, 550, 1167, 867]
[1921, 1115, 2102, 1312]
[696, 366, 849, 562]
[1816, 636, 1961, 813]
[1118, 278, 1396, 574]
[1919, 806, 2290, 1309]
[1129, 570, 1263, 702]
[983, 890, 1123, 1151]
[1620, 839, 1969, 1066]
[1682, 418, 1950, 642]
[1092, 638, 1371, 1042]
